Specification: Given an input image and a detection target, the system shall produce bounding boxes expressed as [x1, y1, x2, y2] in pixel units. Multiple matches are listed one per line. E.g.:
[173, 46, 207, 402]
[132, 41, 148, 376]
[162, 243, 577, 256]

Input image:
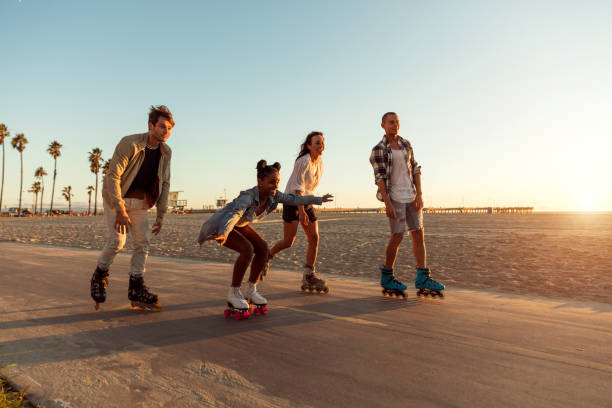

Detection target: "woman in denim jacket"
[198, 160, 333, 319]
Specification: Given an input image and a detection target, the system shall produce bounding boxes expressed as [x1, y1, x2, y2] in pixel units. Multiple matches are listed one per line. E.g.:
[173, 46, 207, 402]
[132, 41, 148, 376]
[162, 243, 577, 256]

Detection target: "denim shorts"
[389, 199, 423, 233]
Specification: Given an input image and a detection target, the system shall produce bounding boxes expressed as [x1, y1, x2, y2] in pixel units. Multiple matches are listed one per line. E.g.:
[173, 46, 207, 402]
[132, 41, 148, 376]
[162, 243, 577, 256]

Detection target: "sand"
[1, 212, 611, 304]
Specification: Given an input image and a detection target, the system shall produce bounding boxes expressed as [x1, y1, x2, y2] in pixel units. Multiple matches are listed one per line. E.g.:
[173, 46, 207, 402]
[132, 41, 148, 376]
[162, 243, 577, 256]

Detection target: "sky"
[1, 0, 611, 212]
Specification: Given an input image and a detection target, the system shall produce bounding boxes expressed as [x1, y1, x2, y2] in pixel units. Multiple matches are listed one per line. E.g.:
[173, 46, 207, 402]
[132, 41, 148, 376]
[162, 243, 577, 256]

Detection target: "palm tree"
[47, 141, 63, 214]
[102, 158, 110, 175]
[86, 185, 95, 215]
[11, 133, 28, 216]
[88, 148, 103, 215]
[29, 181, 42, 215]
[34, 166, 47, 214]
[61, 185, 73, 214]
[0, 124, 9, 212]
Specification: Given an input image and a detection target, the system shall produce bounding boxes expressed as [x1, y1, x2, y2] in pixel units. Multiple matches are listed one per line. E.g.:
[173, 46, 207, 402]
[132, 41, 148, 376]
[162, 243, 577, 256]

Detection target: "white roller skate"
[225, 286, 251, 320]
[244, 281, 268, 316]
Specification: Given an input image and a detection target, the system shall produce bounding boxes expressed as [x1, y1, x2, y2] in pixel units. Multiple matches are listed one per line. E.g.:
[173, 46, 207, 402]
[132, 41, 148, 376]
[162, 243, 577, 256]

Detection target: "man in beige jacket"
[90, 105, 173, 311]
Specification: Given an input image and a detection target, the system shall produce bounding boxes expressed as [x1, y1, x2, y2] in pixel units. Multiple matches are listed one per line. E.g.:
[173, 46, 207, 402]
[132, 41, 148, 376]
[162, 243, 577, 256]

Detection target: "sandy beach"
[1, 211, 611, 304]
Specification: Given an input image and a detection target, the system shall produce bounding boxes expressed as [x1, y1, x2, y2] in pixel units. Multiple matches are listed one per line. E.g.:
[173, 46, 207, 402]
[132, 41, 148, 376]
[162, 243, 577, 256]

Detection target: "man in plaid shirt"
[369, 112, 445, 297]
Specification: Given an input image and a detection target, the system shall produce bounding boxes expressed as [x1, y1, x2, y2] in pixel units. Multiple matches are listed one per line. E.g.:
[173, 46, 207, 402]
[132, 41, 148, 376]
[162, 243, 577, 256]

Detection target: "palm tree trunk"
[88, 193, 91, 215]
[33, 192, 38, 215]
[69, 197, 72, 214]
[0, 143, 4, 211]
[18, 151, 23, 216]
[40, 184, 44, 214]
[94, 173, 99, 215]
[50, 159, 57, 213]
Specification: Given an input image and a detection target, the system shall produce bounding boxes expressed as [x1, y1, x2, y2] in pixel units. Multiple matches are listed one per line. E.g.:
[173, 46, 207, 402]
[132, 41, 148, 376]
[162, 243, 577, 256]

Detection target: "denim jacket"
[198, 186, 323, 244]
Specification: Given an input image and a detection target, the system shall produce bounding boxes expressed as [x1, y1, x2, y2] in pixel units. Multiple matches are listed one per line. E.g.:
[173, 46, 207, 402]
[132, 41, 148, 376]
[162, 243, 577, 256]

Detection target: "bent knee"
[281, 237, 296, 249]
[254, 240, 269, 255]
[240, 243, 255, 259]
[107, 236, 126, 251]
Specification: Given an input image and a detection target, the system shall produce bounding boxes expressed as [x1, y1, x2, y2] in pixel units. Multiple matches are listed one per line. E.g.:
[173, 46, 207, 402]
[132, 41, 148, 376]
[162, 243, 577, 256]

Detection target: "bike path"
[0, 242, 610, 407]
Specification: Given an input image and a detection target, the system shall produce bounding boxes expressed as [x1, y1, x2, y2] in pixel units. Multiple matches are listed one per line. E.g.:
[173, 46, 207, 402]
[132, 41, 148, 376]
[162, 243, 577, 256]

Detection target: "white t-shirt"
[284, 154, 323, 195]
[389, 148, 415, 203]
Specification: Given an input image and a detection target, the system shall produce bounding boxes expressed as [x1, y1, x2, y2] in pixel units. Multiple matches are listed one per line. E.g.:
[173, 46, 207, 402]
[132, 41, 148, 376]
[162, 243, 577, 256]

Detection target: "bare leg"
[410, 228, 426, 269]
[269, 221, 299, 257]
[233, 225, 269, 283]
[385, 233, 404, 269]
[223, 229, 254, 287]
[301, 220, 319, 267]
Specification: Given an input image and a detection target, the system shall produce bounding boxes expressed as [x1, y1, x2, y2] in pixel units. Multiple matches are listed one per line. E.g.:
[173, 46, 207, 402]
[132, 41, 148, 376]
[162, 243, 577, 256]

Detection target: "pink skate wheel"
[243, 310, 250, 318]
[224, 309, 231, 318]
[254, 308, 261, 316]
[261, 306, 268, 313]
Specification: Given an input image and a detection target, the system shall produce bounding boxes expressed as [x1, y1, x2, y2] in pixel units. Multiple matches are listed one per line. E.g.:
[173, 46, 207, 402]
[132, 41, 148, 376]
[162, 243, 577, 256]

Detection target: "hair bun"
[272, 162, 281, 171]
[256, 159, 267, 170]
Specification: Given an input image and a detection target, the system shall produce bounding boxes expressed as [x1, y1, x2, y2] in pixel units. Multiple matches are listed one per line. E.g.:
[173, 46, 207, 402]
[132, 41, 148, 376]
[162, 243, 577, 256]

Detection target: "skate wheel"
[249, 305, 255, 313]
[301, 285, 307, 291]
[234, 313, 242, 320]
[308, 287, 314, 292]
[261, 306, 268, 314]
[254, 308, 261, 316]
[94, 303, 100, 311]
[323, 287, 329, 294]
[224, 309, 231, 318]
[243, 310, 250, 318]
[439, 292, 445, 298]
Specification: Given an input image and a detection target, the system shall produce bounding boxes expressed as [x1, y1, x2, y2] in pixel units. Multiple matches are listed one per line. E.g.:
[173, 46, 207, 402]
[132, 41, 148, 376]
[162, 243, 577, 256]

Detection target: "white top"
[284, 153, 323, 195]
[389, 148, 415, 203]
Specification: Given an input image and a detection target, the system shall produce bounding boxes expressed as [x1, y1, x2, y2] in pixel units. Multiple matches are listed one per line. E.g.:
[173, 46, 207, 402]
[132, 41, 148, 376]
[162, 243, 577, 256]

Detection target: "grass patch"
[0, 368, 36, 408]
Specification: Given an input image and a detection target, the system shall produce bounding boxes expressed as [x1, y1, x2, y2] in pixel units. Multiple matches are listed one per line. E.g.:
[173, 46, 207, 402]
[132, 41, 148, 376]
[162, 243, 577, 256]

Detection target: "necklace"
[146, 143, 160, 150]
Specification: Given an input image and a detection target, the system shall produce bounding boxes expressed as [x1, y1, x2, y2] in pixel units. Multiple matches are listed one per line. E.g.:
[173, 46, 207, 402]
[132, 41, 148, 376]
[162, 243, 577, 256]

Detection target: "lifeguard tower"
[168, 191, 188, 212]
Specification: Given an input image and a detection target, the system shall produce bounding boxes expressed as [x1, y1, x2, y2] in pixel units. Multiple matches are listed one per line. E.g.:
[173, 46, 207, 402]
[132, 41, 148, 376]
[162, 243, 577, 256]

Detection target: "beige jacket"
[102, 133, 172, 218]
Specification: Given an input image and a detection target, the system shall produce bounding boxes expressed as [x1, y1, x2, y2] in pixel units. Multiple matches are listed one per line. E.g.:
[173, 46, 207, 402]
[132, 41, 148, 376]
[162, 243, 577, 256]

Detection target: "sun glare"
[579, 195, 599, 212]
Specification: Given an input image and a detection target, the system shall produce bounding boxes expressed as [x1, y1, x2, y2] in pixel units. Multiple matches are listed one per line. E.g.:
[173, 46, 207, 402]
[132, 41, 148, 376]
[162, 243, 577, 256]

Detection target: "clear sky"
[1, 0, 611, 211]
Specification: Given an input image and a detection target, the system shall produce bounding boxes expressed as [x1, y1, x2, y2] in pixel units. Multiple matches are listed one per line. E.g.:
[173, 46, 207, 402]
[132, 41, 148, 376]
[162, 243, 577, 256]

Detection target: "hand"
[114, 211, 131, 234]
[322, 193, 334, 203]
[299, 209, 309, 226]
[414, 193, 424, 211]
[214, 234, 227, 246]
[151, 217, 163, 235]
[384, 202, 397, 219]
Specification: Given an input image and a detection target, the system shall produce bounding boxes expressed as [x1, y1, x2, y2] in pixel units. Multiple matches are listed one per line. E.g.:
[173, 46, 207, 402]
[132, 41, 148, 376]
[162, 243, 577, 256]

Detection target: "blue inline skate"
[380, 267, 407, 298]
[415, 267, 445, 298]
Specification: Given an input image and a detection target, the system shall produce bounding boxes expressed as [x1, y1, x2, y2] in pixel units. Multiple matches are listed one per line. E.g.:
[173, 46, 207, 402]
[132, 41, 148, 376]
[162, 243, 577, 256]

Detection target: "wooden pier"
[422, 206, 533, 214]
[185, 206, 534, 215]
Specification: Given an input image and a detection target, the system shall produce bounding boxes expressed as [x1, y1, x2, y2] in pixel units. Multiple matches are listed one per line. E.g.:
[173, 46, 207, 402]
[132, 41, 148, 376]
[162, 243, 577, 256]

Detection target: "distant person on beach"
[369, 112, 445, 297]
[90, 105, 174, 311]
[267, 131, 329, 293]
[198, 160, 333, 319]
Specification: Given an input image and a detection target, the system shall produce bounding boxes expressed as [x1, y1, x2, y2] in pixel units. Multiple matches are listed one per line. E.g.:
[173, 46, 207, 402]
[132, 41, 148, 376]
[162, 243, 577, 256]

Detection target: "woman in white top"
[266, 132, 329, 293]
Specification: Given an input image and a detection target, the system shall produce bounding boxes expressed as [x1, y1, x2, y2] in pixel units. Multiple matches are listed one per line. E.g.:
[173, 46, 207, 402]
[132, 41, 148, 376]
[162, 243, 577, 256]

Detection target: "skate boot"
[300, 265, 329, 294]
[380, 266, 407, 298]
[260, 252, 273, 282]
[128, 275, 162, 311]
[244, 281, 268, 316]
[225, 286, 251, 320]
[90, 266, 109, 310]
[415, 267, 445, 298]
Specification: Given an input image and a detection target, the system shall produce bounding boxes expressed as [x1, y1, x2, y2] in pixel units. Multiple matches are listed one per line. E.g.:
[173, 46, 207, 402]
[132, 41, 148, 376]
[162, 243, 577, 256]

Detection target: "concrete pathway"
[0, 242, 611, 407]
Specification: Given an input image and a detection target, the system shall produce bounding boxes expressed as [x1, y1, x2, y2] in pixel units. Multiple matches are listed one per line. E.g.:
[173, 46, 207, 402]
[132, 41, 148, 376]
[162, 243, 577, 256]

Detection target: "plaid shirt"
[369, 135, 421, 202]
